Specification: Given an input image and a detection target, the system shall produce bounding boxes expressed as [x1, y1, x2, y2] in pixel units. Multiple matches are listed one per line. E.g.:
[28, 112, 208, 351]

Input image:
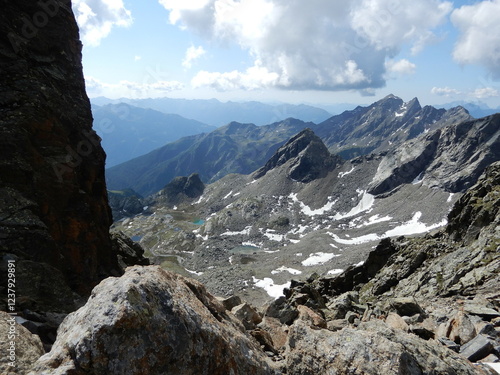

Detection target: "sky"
[73, 0, 500, 109]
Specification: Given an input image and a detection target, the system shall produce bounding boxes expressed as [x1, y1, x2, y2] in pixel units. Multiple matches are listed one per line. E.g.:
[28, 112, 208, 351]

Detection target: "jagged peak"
[253, 128, 338, 182]
[405, 97, 421, 110]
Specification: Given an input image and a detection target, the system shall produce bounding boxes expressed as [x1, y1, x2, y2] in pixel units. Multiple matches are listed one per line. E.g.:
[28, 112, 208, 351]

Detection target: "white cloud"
[431, 86, 499, 100]
[191, 62, 280, 90]
[85, 76, 184, 98]
[385, 59, 416, 76]
[182, 45, 206, 69]
[470, 87, 500, 99]
[431, 87, 462, 96]
[159, 0, 452, 91]
[451, 0, 500, 79]
[351, 0, 452, 53]
[72, 0, 133, 47]
[134, 55, 142, 61]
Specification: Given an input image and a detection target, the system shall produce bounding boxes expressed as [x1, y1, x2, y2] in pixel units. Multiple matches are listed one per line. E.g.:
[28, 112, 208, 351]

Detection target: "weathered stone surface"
[30, 266, 274, 375]
[460, 334, 495, 362]
[325, 291, 360, 319]
[296, 305, 327, 329]
[217, 295, 242, 311]
[258, 317, 289, 351]
[232, 302, 262, 330]
[385, 312, 409, 332]
[285, 319, 487, 375]
[0, 0, 121, 310]
[389, 297, 424, 317]
[250, 328, 277, 354]
[438, 337, 461, 352]
[110, 230, 150, 269]
[265, 296, 298, 325]
[0, 311, 44, 374]
[464, 303, 500, 320]
[447, 311, 477, 345]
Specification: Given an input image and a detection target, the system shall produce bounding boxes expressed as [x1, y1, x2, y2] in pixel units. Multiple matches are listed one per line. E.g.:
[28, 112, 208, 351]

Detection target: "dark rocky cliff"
[0, 0, 121, 311]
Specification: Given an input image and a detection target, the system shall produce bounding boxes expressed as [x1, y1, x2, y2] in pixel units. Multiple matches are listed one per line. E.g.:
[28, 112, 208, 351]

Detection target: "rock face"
[108, 189, 144, 220]
[107, 96, 470, 197]
[271, 161, 500, 372]
[0, 0, 121, 310]
[157, 173, 205, 206]
[106, 119, 310, 196]
[315, 94, 472, 159]
[30, 266, 274, 375]
[253, 128, 340, 182]
[285, 320, 485, 375]
[369, 113, 500, 194]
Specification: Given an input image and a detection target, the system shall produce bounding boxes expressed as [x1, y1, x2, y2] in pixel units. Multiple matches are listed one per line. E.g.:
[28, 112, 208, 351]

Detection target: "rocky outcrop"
[267, 161, 500, 370]
[0, 0, 121, 312]
[369, 113, 500, 194]
[253, 128, 340, 182]
[0, 311, 44, 374]
[157, 173, 205, 206]
[30, 266, 275, 375]
[285, 319, 487, 375]
[316, 94, 472, 159]
[110, 230, 150, 269]
[108, 189, 144, 220]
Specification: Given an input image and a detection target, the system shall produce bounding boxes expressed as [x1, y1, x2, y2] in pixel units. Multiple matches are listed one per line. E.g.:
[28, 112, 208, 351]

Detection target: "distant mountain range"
[112, 110, 500, 304]
[106, 95, 473, 196]
[91, 97, 332, 127]
[92, 103, 215, 167]
[439, 100, 500, 119]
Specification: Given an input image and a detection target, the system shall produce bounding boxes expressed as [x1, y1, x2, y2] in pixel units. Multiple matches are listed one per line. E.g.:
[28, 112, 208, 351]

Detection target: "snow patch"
[289, 193, 338, 216]
[242, 241, 260, 247]
[302, 252, 340, 266]
[331, 191, 375, 220]
[221, 226, 252, 236]
[338, 166, 355, 178]
[223, 190, 233, 200]
[252, 277, 290, 299]
[264, 230, 284, 241]
[330, 212, 447, 245]
[352, 214, 392, 228]
[384, 212, 447, 237]
[447, 193, 454, 203]
[412, 172, 424, 184]
[193, 195, 205, 205]
[271, 266, 302, 275]
[327, 269, 344, 275]
[185, 268, 203, 276]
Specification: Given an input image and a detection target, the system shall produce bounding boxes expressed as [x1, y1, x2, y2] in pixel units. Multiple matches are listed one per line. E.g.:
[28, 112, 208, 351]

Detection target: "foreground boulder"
[0, 311, 44, 374]
[30, 266, 274, 375]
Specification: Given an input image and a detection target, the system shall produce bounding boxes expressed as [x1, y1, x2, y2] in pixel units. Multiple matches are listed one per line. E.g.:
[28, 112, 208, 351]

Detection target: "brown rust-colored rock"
[0, 0, 121, 309]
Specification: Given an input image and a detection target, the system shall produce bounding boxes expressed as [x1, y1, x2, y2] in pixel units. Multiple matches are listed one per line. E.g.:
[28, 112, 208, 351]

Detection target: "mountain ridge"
[112, 112, 499, 307]
[93, 103, 215, 167]
[106, 95, 474, 197]
[91, 96, 332, 127]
